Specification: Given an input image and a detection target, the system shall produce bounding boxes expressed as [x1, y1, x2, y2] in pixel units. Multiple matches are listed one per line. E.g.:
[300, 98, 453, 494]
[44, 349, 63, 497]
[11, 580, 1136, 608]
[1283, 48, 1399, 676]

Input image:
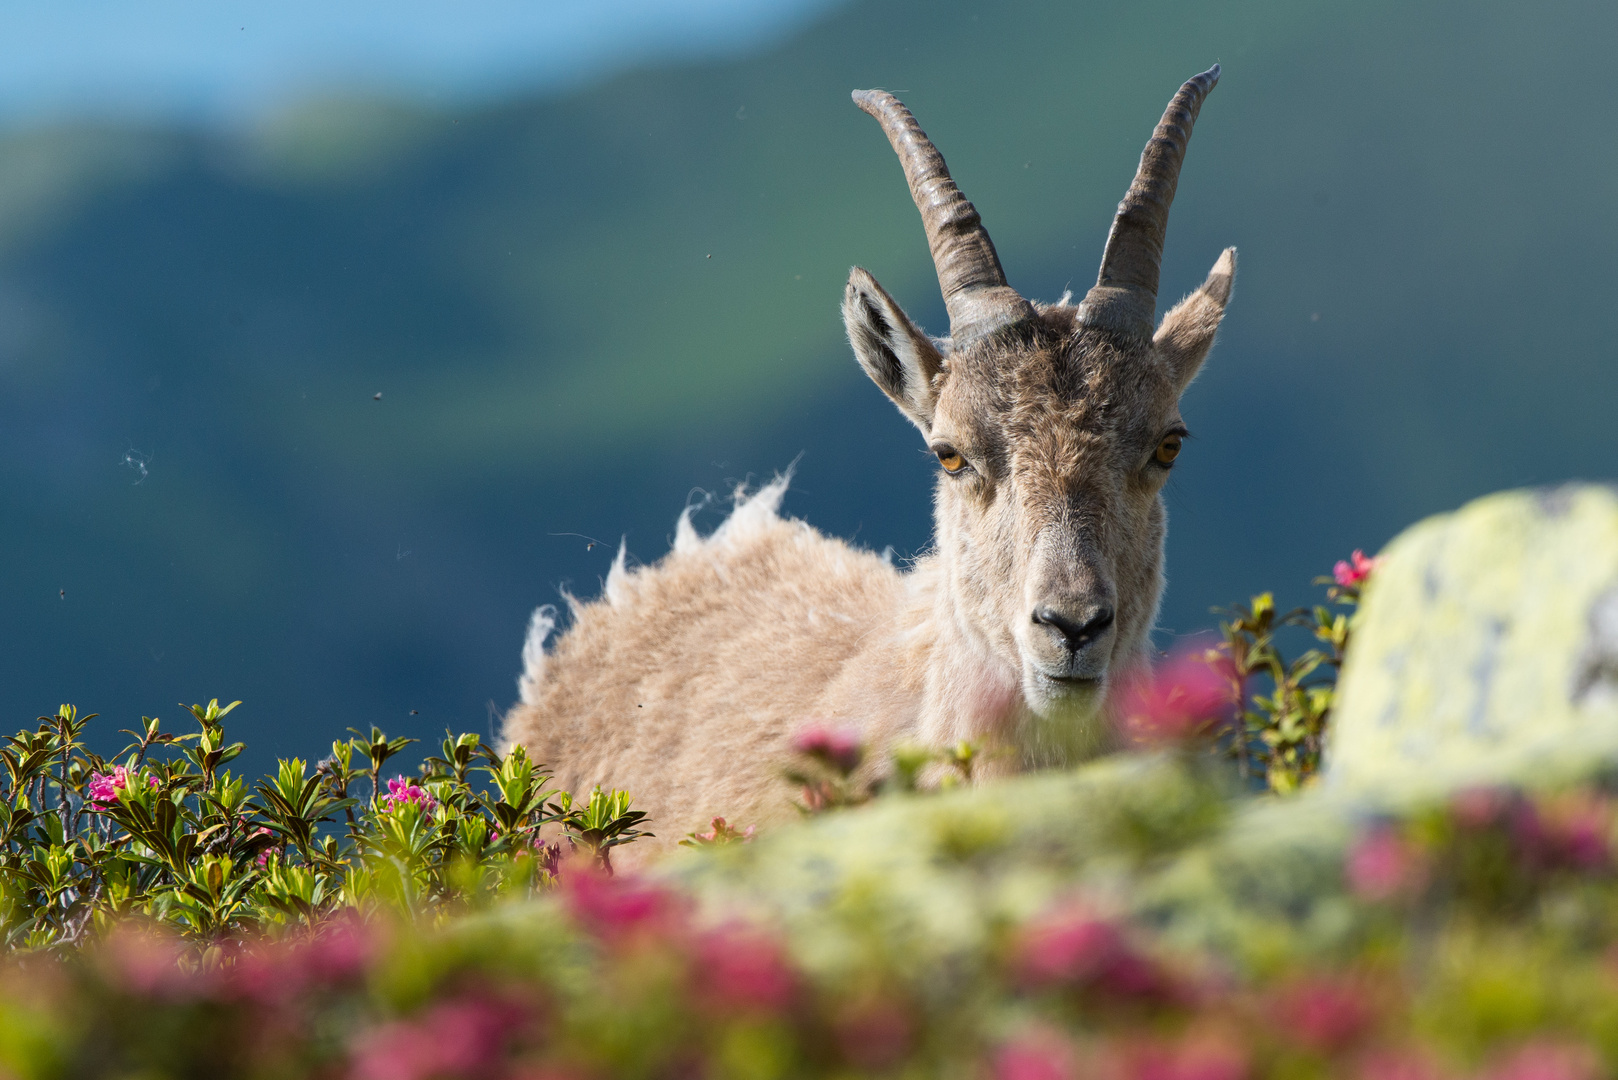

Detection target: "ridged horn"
[1078, 65, 1221, 339]
[853, 89, 1033, 342]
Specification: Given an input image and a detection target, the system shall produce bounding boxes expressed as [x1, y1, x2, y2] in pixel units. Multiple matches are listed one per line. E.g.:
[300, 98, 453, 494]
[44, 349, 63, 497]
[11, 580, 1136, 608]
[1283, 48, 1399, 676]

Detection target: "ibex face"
[845, 69, 1235, 760]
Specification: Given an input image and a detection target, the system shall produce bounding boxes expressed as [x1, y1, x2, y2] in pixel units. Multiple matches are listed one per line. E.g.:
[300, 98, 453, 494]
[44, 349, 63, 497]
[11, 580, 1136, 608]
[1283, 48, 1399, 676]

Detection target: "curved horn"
[1078, 65, 1221, 339]
[853, 89, 1033, 342]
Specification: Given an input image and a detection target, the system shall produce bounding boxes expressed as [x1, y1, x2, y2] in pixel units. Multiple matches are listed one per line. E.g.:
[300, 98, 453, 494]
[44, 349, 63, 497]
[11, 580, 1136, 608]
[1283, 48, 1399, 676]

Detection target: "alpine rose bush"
[0, 701, 650, 951]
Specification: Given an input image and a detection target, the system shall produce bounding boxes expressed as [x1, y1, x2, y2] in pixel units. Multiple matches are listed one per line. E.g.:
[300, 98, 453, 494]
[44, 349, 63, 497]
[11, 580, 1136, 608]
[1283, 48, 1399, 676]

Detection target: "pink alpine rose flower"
[994, 1030, 1077, 1080]
[1345, 826, 1425, 901]
[792, 723, 864, 774]
[380, 776, 436, 813]
[1010, 904, 1172, 1001]
[252, 826, 279, 868]
[1333, 549, 1380, 589]
[691, 924, 798, 1013]
[1114, 651, 1237, 747]
[561, 865, 682, 941]
[350, 993, 531, 1080]
[86, 765, 158, 809]
[1271, 975, 1376, 1050]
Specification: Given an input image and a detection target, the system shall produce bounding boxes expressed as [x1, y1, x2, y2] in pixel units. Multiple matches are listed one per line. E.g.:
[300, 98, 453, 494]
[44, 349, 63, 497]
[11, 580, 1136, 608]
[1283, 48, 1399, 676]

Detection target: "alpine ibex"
[505, 67, 1235, 857]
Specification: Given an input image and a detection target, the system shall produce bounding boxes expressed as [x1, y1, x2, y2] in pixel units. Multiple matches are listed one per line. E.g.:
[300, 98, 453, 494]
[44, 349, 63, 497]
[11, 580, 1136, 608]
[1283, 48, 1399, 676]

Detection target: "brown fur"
[504, 253, 1234, 864]
[504, 108, 1236, 864]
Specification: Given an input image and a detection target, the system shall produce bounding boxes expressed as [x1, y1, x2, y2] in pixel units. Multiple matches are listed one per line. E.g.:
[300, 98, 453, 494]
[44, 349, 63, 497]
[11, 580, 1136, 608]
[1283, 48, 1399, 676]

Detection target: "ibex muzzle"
[506, 69, 1237, 859]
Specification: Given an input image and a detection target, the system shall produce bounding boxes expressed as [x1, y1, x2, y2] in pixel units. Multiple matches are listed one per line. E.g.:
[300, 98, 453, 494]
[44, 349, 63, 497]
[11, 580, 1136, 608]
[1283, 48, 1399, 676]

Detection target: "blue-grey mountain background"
[3, 0, 1612, 772]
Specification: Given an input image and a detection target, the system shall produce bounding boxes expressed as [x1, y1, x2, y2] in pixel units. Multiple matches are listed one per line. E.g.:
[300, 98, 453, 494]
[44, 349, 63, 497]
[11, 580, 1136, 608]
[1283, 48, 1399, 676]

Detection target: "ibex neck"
[899, 554, 1029, 756]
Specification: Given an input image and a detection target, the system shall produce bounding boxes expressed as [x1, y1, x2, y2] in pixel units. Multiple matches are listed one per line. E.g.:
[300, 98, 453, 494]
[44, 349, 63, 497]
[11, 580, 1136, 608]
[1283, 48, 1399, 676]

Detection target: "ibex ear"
[844, 267, 945, 431]
[1153, 247, 1236, 392]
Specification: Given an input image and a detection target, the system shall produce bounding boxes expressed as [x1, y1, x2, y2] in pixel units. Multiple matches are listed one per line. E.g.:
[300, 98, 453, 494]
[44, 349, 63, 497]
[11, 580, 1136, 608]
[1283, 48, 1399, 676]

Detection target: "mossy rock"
[670, 755, 1357, 979]
[1326, 484, 1618, 801]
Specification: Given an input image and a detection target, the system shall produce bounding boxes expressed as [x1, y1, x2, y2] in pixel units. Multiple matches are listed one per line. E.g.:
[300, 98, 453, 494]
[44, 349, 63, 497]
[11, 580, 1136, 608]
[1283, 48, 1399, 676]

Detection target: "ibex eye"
[1154, 435, 1183, 466]
[934, 448, 967, 474]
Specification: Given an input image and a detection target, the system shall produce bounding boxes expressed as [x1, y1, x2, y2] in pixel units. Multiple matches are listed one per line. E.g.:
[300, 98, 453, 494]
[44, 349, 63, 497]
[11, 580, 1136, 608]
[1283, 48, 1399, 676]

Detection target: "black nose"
[1032, 605, 1115, 650]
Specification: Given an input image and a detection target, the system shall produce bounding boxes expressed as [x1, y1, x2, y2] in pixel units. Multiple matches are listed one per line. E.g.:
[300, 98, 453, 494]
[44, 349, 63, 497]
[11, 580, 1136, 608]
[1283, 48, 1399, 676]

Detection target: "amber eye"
[1154, 434, 1183, 467]
[935, 448, 967, 474]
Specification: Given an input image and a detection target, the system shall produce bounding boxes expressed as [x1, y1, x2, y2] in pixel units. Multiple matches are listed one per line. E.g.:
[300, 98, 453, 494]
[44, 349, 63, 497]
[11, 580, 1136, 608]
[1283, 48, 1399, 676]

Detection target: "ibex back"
[504, 68, 1236, 861]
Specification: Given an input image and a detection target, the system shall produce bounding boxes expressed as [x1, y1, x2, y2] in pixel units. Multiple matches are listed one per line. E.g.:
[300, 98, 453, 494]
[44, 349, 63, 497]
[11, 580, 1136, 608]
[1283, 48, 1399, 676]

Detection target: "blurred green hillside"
[4, 0, 1616, 767]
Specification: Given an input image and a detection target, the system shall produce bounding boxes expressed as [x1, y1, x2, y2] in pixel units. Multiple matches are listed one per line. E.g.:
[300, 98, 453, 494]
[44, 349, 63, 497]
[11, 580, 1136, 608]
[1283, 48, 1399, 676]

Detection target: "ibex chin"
[504, 67, 1235, 859]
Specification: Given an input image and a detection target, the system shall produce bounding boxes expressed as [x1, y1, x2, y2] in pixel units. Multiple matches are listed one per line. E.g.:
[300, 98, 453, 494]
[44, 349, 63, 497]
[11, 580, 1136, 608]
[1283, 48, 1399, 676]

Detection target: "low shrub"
[1211, 552, 1369, 792]
[0, 700, 648, 951]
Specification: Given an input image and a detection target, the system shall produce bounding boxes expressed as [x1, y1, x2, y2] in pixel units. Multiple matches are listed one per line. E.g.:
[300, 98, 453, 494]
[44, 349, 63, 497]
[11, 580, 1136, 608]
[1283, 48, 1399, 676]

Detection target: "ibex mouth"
[1035, 671, 1105, 694]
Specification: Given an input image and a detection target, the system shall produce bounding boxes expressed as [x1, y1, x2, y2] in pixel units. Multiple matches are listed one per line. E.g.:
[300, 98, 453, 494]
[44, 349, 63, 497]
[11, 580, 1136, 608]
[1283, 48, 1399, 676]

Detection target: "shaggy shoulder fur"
[504, 477, 921, 860]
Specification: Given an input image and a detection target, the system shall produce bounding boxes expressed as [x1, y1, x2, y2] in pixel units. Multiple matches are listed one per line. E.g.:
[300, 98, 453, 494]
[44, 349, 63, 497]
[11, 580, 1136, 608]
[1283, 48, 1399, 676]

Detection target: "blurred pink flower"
[305, 918, 373, 982]
[1346, 827, 1424, 902]
[994, 1031, 1076, 1080]
[380, 776, 436, 813]
[1012, 908, 1121, 988]
[1481, 1041, 1602, 1080]
[1333, 550, 1380, 589]
[104, 929, 214, 1000]
[692, 924, 797, 1013]
[252, 826, 279, 868]
[562, 866, 681, 941]
[1011, 905, 1169, 1000]
[226, 943, 305, 1006]
[1272, 975, 1375, 1050]
[224, 919, 373, 1004]
[792, 723, 864, 774]
[86, 765, 157, 808]
[350, 994, 529, 1080]
[1114, 652, 1236, 747]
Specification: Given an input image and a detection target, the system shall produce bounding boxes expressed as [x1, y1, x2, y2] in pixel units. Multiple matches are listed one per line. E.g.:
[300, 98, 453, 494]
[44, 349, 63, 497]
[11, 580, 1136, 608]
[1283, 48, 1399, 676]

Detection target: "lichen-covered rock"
[671, 754, 1357, 979]
[671, 754, 1221, 971]
[1327, 484, 1618, 801]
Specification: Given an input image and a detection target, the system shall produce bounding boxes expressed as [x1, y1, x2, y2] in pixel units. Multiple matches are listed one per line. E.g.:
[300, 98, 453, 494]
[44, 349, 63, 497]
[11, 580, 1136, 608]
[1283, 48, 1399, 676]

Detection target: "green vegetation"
[0, 701, 647, 952]
[6, 558, 1617, 1077]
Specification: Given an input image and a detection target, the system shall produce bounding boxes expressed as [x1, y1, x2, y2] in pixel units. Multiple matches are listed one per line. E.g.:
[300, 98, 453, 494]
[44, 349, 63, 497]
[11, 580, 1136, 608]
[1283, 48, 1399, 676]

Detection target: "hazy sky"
[0, 0, 844, 127]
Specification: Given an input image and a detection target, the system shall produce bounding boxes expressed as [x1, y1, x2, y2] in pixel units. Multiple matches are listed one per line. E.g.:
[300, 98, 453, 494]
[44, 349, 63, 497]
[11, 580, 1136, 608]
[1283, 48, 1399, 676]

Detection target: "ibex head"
[844, 68, 1234, 762]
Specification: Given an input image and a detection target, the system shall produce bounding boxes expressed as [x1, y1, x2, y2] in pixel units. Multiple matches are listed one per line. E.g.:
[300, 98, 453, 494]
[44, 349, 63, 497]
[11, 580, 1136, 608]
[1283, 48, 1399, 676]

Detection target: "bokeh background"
[4, 0, 1615, 770]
